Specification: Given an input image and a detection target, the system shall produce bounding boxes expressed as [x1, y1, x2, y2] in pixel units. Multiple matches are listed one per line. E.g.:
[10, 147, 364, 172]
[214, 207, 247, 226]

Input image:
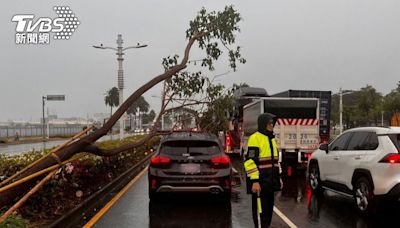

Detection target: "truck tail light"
[287, 166, 292, 177]
[320, 136, 329, 144]
[225, 134, 232, 152]
[226, 135, 232, 147]
[150, 156, 171, 168]
[211, 155, 231, 168]
[379, 153, 400, 164]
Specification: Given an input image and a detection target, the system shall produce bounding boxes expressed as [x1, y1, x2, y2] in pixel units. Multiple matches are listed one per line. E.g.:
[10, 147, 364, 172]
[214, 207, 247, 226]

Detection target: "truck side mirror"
[319, 143, 329, 153]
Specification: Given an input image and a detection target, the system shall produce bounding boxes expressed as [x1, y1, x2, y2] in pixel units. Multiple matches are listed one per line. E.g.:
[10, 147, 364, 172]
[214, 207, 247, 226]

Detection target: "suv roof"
[161, 131, 220, 143]
[343, 127, 400, 135]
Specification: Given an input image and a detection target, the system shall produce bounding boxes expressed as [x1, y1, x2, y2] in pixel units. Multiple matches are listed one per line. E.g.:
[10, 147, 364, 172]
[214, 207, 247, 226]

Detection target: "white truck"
[242, 97, 320, 173]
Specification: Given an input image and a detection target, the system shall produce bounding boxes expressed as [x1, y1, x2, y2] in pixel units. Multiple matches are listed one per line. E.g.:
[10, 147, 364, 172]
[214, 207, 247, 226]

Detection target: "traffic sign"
[46, 95, 65, 101]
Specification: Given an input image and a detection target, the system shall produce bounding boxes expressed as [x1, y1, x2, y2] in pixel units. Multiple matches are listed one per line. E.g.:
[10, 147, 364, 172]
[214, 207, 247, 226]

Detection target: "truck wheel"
[353, 177, 375, 214]
[308, 163, 322, 193]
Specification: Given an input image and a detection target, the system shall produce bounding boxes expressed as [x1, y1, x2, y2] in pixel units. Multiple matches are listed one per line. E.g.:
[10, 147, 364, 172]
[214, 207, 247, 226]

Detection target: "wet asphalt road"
[93, 156, 400, 228]
[274, 168, 400, 228]
[94, 156, 288, 228]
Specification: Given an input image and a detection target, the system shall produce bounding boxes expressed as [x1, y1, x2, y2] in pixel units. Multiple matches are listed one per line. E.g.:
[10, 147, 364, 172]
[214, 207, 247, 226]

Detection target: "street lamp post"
[42, 96, 46, 141]
[381, 97, 384, 127]
[47, 108, 50, 139]
[161, 113, 164, 130]
[151, 94, 165, 130]
[42, 95, 65, 141]
[93, 34, 147, 140]
[339, 88, 354, 134]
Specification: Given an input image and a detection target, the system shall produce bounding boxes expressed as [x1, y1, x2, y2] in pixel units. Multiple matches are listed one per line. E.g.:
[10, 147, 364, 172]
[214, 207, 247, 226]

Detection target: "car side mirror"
[319, 143, 329, 153]
[151, 145, 158, 152]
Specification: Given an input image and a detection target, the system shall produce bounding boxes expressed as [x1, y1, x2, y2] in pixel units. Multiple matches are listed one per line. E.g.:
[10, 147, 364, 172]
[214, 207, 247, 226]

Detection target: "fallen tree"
[0, 5, 245, 207]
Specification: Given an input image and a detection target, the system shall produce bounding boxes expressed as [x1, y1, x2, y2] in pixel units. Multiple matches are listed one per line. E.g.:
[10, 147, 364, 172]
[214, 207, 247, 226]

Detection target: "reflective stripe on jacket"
[244, 131, 280, 181]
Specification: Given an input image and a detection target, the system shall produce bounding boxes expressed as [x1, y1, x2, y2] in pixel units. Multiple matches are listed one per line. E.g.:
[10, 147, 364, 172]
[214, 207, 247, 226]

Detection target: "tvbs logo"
[12, 15, 64, 32]
[11, 6, 80, 45]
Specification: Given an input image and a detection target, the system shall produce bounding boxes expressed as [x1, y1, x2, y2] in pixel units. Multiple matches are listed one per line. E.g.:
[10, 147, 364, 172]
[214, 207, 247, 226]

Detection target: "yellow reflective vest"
[244, 131, 281, 181]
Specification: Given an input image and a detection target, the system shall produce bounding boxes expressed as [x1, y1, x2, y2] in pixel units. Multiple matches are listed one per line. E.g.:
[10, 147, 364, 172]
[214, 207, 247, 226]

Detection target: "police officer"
[244, 113, 282, 228]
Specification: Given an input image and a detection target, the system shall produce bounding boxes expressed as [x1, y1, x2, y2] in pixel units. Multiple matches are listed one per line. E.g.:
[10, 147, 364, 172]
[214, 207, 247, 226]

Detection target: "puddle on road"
[231, 189, 241, 203]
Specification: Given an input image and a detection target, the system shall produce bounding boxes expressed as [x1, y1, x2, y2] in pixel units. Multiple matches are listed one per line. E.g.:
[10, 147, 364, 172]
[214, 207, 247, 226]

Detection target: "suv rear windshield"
[388, 134, 400, 151]
[160, 140, 221, 156]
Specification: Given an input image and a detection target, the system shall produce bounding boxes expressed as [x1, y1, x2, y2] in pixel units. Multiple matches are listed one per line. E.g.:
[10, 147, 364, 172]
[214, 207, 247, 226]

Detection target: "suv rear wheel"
[309, 163, 322, 193]
[353, 177, 375, 214]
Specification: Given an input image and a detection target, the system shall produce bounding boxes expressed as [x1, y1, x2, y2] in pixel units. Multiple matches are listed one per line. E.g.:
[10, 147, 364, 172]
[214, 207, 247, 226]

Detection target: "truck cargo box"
[272, 90, 331, 142]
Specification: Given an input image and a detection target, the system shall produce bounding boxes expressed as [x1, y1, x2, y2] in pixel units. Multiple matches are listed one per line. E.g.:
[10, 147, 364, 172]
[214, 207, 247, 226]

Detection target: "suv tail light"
[379, 153, 400, 164]
[211, 155, 230, 168]
[150, 156, 171, 168]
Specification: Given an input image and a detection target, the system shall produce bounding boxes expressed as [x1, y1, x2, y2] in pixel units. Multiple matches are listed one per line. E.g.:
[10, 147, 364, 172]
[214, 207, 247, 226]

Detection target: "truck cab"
[222, 87, 268, 155]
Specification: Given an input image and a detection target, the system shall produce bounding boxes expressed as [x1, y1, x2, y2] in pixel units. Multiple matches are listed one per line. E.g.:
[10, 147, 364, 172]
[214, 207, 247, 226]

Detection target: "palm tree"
[127, 95, 149, 114]
[104, 87, 119, 117]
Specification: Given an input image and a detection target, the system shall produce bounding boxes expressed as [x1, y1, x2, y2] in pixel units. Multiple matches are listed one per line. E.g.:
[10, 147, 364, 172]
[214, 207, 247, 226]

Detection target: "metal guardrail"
[0, 126, 85, 138]
[49, 151, 155, 228]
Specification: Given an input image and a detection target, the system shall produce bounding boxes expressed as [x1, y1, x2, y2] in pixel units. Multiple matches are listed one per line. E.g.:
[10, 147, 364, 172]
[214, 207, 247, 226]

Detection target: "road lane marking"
[83, 166, 149, 228]
[273, 206, 298, 228]
[232, 167, 238, 173]
[232, 165, 245, 184]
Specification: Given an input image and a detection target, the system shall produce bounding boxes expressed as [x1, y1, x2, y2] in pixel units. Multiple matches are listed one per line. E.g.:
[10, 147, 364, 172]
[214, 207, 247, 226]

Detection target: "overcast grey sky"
[1, 0, 400, 121]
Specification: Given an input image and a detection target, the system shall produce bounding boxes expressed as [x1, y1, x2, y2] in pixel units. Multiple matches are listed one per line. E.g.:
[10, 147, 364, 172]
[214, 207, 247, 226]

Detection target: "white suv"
[308, 127, 400, 213]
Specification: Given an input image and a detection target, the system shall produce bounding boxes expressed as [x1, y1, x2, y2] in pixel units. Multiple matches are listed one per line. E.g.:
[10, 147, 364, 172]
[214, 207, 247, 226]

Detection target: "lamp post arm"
[123, 44, 148, 51]
[92, 45, 117, 51]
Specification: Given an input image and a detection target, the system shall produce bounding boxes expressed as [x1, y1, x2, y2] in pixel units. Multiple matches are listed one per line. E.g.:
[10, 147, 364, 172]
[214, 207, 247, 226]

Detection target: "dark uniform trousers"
[251, 189, 274, 228]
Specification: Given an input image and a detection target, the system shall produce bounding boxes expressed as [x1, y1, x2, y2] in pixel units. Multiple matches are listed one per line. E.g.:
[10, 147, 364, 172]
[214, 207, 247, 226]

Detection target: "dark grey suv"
[148, 131, 232, 200]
